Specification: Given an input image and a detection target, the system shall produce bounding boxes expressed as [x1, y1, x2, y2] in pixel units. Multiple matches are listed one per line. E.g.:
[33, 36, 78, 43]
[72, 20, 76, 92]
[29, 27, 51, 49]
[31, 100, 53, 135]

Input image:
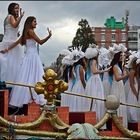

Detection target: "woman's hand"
[19, 8, 25, 18]
[124, 68, 130, 76]
[47, 28, 52, 38]
[134, 92, 139, 101]
[104, 66, 112, 72]
[0, 49, 8, 54]
[17, 31, 20, 37]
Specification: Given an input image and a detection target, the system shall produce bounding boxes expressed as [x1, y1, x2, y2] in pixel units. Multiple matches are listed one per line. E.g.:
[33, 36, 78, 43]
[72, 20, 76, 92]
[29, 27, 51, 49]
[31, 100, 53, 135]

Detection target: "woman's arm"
[71, 66, 75, 80]
[28, 28, 52, 45]
[0, 38, 21, 53]
[79, 65, 86, 89]
[113, 65, 128, 82]
[92, 60, 111, 74]
[138, 78, 140, 98]
[129, 70, 138, 99]
[9, 9, 24, 28]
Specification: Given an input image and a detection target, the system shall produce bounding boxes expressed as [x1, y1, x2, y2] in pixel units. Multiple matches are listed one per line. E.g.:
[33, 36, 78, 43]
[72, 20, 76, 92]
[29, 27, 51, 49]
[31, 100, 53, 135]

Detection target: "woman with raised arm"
[0, 2, 24, 82]
[1, 16, 52, 108]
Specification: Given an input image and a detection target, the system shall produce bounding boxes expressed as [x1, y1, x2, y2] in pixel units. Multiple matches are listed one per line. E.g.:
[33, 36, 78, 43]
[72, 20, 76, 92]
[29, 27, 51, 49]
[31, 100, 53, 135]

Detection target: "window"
[101, 34, 105, 41]
[128, 42, 137, 50]
[111, 34, 115, 40]
[122, 34, 126, 40]
[128, 33, 137, 41]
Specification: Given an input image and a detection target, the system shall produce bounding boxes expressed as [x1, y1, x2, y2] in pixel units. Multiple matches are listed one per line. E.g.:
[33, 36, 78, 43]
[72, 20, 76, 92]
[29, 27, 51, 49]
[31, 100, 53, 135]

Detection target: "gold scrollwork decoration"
[112, 114, 140, 139]
[35, 69, 68, 105]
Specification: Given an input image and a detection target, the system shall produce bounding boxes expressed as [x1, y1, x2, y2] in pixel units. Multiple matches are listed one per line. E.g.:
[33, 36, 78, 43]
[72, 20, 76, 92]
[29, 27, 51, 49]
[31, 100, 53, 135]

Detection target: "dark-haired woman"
[127, 58, 139, 122]
[137, 63, 140, 120]
[0, 3, 24, 82]
[1, 16, 52, 108]
[70, 50, 86, 112]
[85, 47, 110, 129]
[109, 51, 129, 128]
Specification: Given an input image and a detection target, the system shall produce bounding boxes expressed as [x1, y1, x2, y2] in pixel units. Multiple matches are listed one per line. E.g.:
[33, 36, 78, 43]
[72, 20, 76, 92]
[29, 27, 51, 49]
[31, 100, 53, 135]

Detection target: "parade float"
[0, 69, 140, 139]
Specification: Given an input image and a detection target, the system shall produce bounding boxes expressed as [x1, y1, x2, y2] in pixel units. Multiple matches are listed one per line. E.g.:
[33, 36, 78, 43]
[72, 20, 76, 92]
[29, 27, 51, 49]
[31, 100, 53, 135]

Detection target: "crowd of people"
[0, 2, 140, 130]
[61, 43, 140, 128]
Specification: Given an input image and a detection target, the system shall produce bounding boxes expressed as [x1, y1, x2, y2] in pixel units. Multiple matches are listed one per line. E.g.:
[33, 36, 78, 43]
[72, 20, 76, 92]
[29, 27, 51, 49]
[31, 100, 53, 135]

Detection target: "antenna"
[125, 10, 129, 27]
[125, 10, 129, 49]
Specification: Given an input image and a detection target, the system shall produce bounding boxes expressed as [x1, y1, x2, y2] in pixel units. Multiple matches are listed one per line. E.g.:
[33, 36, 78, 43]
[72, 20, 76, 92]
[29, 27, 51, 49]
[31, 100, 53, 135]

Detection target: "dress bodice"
[103, 71, 109, 81]
[75, 65, 81, 81]
[90, 60, 100, 79]
[113, 64, 122, 81]
[3, 15, 19, 41]
[85, 60, 92, 81]
[25, 39, 38, 55]
[75, 64, 85, 81]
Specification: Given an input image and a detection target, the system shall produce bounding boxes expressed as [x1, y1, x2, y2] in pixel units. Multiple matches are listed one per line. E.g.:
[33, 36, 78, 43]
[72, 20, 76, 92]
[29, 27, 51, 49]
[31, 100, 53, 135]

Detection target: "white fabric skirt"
[9, 52, 46, 107]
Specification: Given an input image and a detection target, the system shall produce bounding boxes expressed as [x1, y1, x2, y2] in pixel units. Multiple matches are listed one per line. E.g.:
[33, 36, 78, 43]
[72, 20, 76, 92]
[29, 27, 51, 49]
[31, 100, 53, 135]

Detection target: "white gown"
[61, 67, 74, 107]
[102, 71, 111, 98]
[9, 39, 46, 107]
[0, 15, 23, 82]
[138, 80, 140, 120]
[110, 64, 128, 128]
[124, 77, 130, 101]
[71, 64, 86, 112]
[85, 60, 106, 128]
[127, 77, 139, 122]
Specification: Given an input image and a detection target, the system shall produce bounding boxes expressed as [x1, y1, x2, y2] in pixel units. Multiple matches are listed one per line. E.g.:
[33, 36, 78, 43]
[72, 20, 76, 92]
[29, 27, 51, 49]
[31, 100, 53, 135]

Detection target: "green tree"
[69, 19, 96, 52]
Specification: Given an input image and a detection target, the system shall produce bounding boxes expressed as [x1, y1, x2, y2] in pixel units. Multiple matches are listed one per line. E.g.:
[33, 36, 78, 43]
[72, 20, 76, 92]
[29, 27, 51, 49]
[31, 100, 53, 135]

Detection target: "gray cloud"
[0, 1, 140, 66]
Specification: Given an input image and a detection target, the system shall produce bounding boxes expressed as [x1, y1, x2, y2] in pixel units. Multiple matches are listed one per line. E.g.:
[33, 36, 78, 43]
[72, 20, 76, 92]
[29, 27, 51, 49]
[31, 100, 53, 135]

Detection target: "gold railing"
[3, 81, 140, 139]
[1, 68, 140, 139]
[6, 81, 35, 101]
[5, 81, 140, 110]
[63, 91, 140, 111]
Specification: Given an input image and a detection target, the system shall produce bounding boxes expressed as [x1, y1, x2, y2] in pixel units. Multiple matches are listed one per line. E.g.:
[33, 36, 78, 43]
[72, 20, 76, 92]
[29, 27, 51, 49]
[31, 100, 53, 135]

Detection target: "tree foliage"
[69, 19, 96, 52]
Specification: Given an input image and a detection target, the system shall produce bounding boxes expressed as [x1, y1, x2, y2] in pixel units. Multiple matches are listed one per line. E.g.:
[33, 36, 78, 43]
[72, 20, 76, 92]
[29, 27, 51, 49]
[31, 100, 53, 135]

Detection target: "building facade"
[92, 17, 140, 51]
[128, 25, 140, 51]
[92, 26, 140, 51]
[92, 27, 127, 48]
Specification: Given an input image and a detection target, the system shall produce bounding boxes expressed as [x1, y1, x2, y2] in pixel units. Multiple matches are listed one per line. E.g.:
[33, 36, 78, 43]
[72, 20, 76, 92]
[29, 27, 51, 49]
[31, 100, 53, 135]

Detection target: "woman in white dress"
[109, 51, 129, 128]
[85, 47, 110, 129]
[70, 50, 86, 112]
[137, 63, 140, 120]
[0, 3, 24, 82]
[61, 53, 75, 107]
[127, 58, 139, 122]
[1, 16, 52, 108]
[98, 47, 111, 98]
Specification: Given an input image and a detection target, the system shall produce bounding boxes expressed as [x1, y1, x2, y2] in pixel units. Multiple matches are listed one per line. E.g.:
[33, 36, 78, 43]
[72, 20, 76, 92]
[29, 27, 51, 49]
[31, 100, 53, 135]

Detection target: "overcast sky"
[0, 1, 140, 67]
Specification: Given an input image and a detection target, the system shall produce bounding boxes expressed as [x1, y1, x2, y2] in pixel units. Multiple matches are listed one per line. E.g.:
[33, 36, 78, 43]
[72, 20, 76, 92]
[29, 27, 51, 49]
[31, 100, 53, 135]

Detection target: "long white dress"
[9, 39, 46, 107]
[0, 15, 23, 82]
[85, 60, 106, 129]
[71, 64, 86, 112]
[127, 77, 139, 122]
[137, 79, 140, 120]
[102, 71, 111, 98]
[61, 67, 74, 107]
[110, 64, 128, 128]
[124, 77, 130, 101]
